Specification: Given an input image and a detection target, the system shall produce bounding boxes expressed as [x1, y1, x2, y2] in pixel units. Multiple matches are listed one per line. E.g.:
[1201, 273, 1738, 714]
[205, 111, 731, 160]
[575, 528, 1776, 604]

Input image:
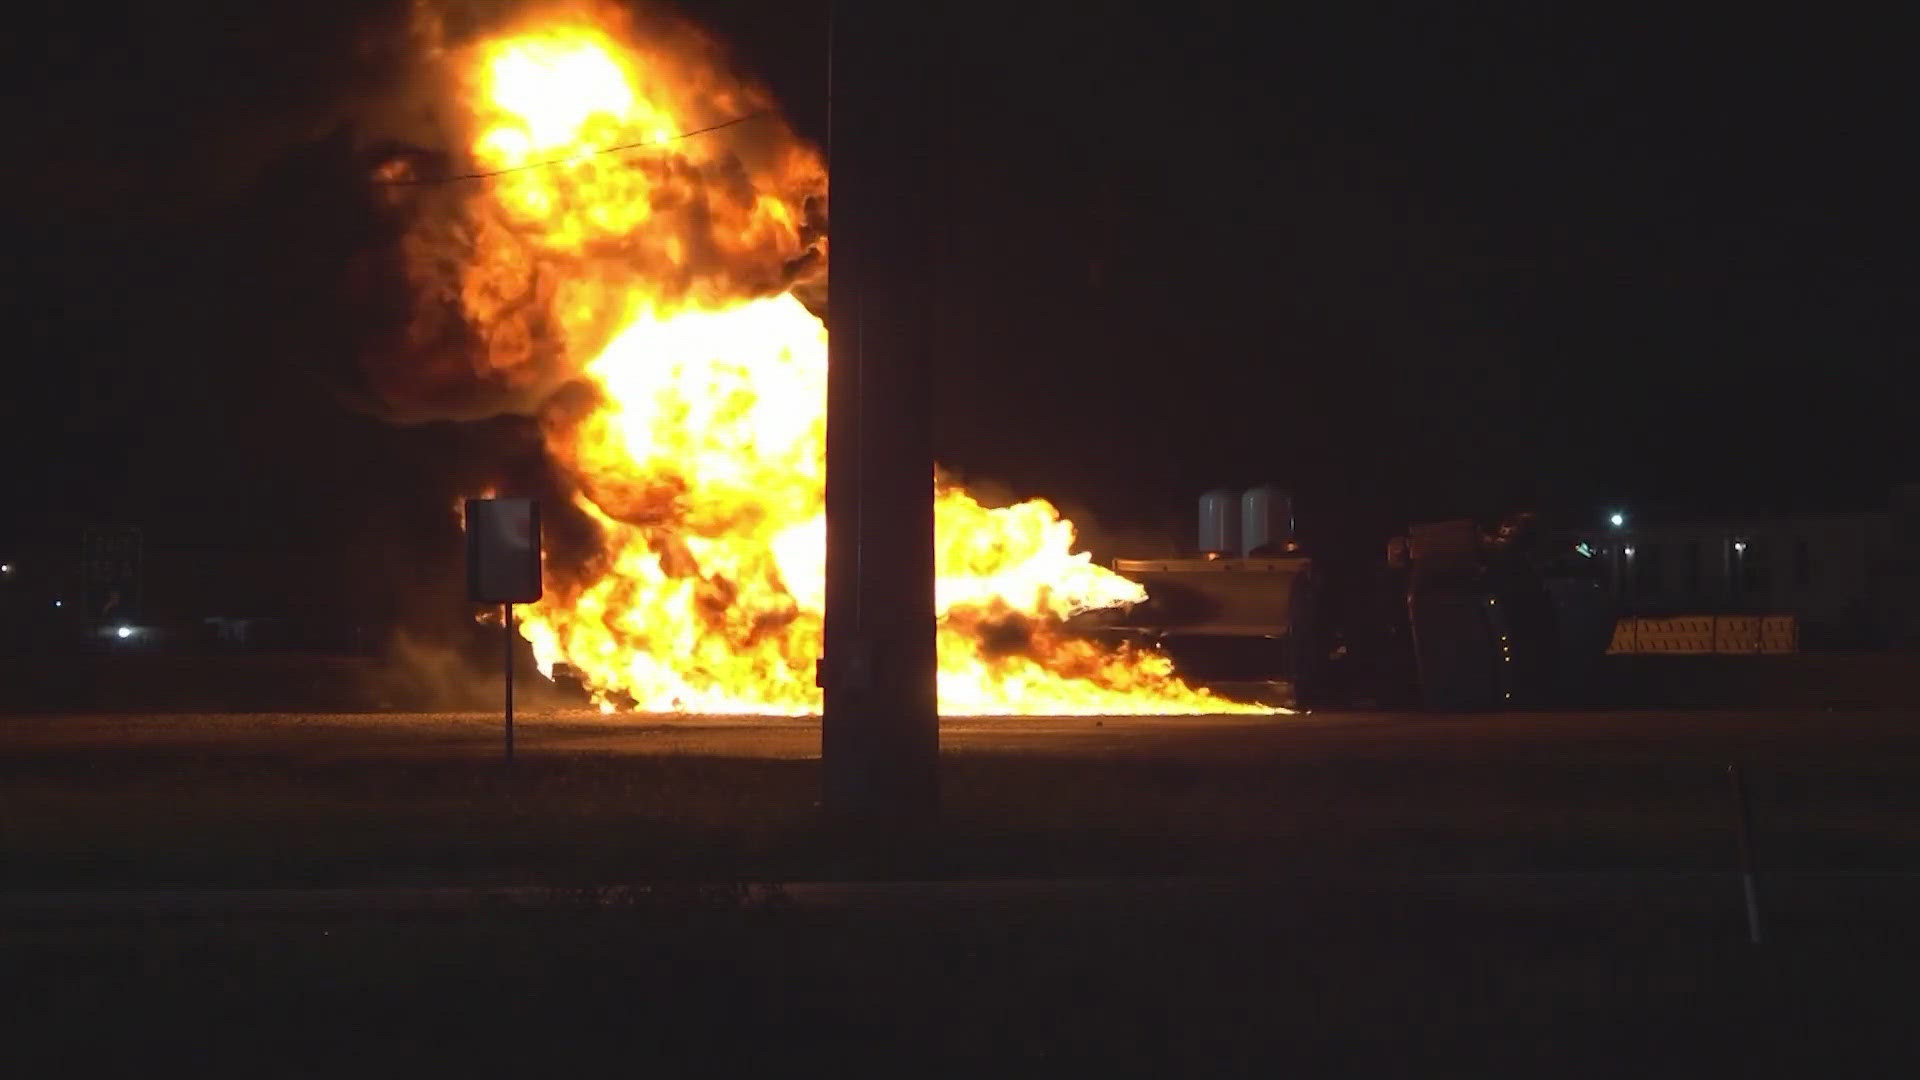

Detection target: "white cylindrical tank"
[1241, 484, 1294, 556]
[1198, 489, 1241, 557]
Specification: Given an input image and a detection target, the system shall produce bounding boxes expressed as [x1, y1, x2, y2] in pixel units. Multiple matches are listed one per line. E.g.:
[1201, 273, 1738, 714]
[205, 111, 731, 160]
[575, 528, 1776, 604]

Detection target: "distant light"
[1734, 540, 1748, 553]
[1624, 545, 1636, 557]
[53, 600, 62, 608]
[0, 563, 11, 574]
[1609, 512, 1626, 528]
[115, 625, 133, 639]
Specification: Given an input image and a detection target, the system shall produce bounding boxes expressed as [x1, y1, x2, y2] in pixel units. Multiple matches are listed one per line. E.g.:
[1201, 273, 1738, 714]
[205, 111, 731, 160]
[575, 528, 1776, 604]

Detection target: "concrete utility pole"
[820, 0, 942, 823]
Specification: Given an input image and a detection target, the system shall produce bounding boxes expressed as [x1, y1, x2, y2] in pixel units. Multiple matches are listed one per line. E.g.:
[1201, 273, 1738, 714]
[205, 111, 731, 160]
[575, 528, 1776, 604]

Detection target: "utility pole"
[820, 0, 942, 824]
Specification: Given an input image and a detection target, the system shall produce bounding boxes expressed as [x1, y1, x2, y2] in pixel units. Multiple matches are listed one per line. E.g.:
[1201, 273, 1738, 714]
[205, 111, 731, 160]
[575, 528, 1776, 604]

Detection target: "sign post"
[1728, 763, 1765, 944]
[466, 498, 541, 762]
[504, 600, 515, 759]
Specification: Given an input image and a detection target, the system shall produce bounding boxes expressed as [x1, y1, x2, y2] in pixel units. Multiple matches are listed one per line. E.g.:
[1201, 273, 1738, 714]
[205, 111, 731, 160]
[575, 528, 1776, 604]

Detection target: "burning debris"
[370, 1, 1268, 716]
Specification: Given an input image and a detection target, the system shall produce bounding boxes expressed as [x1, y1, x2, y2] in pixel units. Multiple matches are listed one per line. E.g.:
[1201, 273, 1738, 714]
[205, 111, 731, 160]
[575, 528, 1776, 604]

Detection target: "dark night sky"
[2, 2, 1911, 588]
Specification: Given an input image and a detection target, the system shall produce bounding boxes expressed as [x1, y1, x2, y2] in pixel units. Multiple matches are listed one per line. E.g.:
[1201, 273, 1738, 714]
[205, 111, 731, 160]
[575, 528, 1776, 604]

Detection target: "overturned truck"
[1083, 487, 1615, 709]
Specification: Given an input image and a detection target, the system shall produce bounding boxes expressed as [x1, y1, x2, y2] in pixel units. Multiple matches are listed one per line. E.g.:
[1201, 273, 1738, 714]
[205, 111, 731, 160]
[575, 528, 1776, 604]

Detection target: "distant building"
[0, 532, 375, 654]
[1604, 484, 1920, 648]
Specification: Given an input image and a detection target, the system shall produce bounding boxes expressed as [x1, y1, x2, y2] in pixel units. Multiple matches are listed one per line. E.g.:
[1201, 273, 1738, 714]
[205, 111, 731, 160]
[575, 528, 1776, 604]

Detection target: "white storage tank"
[1198, 489, 1241, 557]
[1241, 484, 1295, 556]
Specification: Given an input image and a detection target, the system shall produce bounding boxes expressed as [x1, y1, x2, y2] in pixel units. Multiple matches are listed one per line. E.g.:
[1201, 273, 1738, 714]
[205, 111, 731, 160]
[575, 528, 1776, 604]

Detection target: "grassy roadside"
[9, 883, 1920, 1073]
[8, 729, 1920, 889]
[10, 710, 1920, 1069]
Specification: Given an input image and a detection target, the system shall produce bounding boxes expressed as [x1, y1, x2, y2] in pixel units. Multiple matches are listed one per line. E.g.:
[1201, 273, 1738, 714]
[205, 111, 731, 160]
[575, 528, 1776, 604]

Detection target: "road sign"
[465, 497, 541, 764]
[82, 526, 141, 623]
[465, 498, 542, 604]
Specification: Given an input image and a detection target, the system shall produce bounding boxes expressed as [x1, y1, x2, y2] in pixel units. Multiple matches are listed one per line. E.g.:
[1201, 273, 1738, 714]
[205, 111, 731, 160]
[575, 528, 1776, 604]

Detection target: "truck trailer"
[1085, 487, 1614, 709]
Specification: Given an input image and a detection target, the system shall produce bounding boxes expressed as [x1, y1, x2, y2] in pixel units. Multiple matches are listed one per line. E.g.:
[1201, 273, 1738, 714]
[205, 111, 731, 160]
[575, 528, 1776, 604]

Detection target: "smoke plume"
[344, 0, 826, 424]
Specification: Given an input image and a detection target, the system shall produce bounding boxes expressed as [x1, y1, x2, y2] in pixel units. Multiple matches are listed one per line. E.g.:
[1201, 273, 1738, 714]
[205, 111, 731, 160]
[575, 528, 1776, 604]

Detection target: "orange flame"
[425, 6, 1272, 716]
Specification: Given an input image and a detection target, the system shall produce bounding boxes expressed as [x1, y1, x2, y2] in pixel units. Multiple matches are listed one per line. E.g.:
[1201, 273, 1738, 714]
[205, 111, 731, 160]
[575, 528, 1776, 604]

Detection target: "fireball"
[401, 4, 1271, 717]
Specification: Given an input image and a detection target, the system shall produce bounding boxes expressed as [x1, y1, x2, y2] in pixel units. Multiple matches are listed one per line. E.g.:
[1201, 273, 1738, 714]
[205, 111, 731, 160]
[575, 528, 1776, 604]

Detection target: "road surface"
[5, 705, 1918, 767]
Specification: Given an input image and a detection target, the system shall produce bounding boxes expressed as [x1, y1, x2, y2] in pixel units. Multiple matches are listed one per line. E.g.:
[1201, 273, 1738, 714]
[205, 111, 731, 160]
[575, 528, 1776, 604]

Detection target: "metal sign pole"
[1728, 763, 1764, 944]
[504, 602, 515, 763]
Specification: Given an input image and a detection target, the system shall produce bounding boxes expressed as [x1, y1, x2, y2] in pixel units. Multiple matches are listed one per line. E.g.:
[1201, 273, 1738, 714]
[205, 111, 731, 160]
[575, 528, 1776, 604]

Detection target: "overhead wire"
[373, 109, 771, 185]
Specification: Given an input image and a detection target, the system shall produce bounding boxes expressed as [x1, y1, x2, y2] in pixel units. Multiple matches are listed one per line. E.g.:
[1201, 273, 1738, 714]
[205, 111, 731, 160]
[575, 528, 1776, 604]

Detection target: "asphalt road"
[6, 705, 1919, 766]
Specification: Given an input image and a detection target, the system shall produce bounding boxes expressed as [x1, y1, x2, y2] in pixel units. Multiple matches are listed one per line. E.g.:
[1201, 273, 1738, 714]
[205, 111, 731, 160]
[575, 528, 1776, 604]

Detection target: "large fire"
[394, 6, 1271, 717]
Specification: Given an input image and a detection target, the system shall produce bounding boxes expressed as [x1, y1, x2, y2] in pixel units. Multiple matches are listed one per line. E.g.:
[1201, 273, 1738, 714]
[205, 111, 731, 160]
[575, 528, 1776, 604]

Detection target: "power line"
[375, 110, 770, 185]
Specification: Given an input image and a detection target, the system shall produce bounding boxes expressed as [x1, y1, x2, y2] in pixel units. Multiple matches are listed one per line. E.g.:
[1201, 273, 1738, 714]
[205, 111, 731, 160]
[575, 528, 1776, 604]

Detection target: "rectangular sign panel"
[82, 525, 142, 622]
[466, 498, 542, 604]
